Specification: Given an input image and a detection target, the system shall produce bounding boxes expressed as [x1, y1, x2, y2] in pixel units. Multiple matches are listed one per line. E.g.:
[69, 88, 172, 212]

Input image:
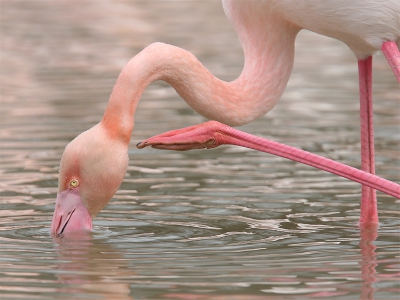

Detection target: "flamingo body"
[51, 0, 400, 235]
[249, 0, 400, 58]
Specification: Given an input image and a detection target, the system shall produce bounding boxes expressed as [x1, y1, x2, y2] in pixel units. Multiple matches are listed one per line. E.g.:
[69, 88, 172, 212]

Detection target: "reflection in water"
[359, 225, 378, 300]
[54, 232, 132, 300]
[48, 223, 385, 300]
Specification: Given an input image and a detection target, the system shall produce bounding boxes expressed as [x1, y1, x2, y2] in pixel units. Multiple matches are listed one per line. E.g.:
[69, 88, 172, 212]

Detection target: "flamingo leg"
[358, 56, 378, 226]
[381, 41, 400, 82]
[137, 121, 400, 200]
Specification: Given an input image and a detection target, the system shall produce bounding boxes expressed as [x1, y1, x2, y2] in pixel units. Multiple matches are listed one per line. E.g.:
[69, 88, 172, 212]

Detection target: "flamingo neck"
[102, 11, 299, 144]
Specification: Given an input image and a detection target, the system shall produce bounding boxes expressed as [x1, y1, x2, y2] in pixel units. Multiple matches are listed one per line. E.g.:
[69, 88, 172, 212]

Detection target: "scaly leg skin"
[137, 121, 400, 226]
[355, 42, 399, 225]
[358, 56, 377, 226]
[381, 41, 400, 82]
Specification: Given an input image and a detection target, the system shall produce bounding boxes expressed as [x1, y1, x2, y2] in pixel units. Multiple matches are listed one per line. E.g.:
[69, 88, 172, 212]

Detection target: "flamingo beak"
[50, 188, 92, 236]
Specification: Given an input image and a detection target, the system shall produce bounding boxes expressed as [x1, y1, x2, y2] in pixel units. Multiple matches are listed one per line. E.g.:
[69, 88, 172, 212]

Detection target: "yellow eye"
[69, 179, 79, 188]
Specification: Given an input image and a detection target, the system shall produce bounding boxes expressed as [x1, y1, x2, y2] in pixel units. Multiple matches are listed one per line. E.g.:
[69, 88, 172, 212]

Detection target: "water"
[1, 1, 399, 299]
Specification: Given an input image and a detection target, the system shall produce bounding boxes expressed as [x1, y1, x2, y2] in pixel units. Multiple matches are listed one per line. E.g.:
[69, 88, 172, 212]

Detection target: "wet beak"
[50, 188, 92, 236]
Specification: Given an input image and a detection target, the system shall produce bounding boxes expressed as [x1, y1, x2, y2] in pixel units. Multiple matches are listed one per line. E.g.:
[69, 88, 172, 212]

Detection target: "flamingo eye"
[69, 179, 79, 188]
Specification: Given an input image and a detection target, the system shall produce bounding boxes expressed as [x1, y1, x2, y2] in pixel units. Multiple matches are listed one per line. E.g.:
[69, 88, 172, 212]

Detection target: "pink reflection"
[53, 232, 133, 300]
[359, 224, 378, 300]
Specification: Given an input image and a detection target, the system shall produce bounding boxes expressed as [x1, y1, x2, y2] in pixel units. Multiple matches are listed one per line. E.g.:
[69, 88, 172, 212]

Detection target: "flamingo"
[51, 0, 400, 235]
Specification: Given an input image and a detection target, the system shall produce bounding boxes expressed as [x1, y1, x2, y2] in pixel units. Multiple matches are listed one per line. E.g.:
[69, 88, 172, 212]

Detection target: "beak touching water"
[50, 188, 92, 236]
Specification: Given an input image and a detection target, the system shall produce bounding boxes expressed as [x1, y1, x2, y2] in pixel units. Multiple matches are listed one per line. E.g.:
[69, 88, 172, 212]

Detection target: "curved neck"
[102, 10, 299, 143]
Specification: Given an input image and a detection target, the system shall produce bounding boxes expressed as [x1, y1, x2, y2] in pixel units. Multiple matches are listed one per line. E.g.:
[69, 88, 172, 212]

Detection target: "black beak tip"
[137, 141, 148, 148]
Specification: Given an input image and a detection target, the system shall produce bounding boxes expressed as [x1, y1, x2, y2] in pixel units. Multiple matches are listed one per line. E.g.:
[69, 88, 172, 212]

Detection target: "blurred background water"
[0, 0, 399, 299]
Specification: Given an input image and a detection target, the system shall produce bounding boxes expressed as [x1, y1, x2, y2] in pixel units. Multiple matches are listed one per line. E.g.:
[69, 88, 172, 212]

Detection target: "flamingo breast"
[279, 0, 400, 57]
[225, 0, 400, 58]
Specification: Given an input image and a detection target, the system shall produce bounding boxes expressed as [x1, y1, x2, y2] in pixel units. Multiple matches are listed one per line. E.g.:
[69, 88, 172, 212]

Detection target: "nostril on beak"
[57, 216, 62, 231]
[52, 213, 62, 235]
[59, 208, 76, 235]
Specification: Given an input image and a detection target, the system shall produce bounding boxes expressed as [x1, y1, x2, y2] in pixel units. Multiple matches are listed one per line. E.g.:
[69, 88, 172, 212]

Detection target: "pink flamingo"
[51, 0, 400, 235]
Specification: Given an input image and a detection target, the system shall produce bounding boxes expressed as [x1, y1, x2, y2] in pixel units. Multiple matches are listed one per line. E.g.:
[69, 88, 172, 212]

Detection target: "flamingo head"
[50, 123, 129, 236]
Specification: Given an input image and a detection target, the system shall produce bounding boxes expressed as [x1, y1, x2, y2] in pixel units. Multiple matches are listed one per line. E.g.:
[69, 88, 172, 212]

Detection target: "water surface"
[1, 1, 399, 299]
